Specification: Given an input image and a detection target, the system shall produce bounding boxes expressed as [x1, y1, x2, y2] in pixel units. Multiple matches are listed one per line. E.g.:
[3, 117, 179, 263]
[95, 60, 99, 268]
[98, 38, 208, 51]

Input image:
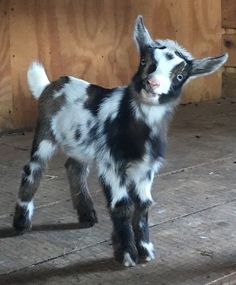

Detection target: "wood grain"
[0, 0, 223, 130]
[0, 0, 13, 131]
[222, 0, 236, 28]
[223, 34, 236, 67]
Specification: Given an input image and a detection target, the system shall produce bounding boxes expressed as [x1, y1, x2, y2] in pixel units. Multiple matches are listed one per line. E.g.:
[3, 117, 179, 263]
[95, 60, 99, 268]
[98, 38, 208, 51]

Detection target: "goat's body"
[13, 16, 227, 267]
[38, 74, 170, 180]
[14, 68, 172, 266]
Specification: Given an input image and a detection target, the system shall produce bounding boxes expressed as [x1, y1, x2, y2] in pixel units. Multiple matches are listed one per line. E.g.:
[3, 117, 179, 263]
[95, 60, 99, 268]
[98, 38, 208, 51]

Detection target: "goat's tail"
[27, 61, 50, 99]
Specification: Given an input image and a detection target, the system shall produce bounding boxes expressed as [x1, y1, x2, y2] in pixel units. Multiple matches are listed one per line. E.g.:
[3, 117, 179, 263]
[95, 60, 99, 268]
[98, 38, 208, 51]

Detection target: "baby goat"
[13, 16, 227, 267]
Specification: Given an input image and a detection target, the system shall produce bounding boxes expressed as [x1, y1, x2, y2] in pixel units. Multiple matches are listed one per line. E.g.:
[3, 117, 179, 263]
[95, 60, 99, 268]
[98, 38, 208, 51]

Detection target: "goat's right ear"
[134, 15, 153, 51]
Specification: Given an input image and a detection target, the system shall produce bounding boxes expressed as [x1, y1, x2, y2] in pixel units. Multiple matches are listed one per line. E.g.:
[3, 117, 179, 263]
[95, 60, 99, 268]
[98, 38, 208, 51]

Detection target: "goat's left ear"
[134, 15, 153, 51]
[190, 53, 228, 78]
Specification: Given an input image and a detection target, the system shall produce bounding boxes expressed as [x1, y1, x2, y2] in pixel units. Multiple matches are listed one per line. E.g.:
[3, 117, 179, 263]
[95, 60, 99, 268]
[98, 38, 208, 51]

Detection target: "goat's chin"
[140, 89, 160, 105]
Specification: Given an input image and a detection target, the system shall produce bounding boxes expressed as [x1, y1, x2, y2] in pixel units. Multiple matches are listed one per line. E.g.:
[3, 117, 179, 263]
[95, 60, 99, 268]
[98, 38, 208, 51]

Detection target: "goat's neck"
[127, 85, 174, 128]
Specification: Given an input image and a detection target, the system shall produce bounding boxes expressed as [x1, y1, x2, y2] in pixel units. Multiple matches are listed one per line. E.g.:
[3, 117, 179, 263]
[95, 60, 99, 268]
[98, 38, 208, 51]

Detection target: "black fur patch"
[165, 52, 174, 60]
[159, 61, 192, 104]
[74, 128, 81, 141]
[46, 76, 70, 92]
[99, 175, 112, 207]
[103, 90, 150, 162]
[86, 119, 92, 128]
[132, 46, 157, 93]
[147, 63, 157, 74]
[13, 204, 32, 234]
[157, 45, 166, 50]
[175, 50, 188, 60]
[23, 165, 31, 176]
[146, 170, 152, 181]
[85, 85, 117, 116]
[158, 88, 182, 104]
[133, 210, 149, 243]
[110, 197, 137, 262]
[113, 197, 133, 217]
[130, 183, 153, 209]
[149, 135, 166, 160]
[88, 123, 98, 140]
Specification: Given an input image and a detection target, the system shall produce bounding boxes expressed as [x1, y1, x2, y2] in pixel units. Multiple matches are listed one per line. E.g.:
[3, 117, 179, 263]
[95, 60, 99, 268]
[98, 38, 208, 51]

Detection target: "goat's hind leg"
[65, 158, 98, 227]
[13, 135, 57, 234]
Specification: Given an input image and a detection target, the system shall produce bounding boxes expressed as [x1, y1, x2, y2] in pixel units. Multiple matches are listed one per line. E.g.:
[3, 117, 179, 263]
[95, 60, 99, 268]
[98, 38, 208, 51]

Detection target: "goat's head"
[132, 15, 228, 105]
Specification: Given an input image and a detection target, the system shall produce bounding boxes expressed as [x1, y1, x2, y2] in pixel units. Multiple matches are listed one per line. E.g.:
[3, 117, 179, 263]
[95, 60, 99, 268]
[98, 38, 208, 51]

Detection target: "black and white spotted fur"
[13, 16, 227, 267]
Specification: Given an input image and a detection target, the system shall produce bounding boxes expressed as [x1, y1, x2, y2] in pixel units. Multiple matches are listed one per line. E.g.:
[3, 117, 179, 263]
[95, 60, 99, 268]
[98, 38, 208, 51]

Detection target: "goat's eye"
[176, 74, 184, 81]
[140, 59, 146, 66]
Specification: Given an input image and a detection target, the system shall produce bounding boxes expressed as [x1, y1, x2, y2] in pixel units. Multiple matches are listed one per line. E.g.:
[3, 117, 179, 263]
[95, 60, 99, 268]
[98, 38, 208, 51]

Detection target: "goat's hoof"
[114, 245, 138, 267]
[137, 241, 156, 262]
[13, 204, 32, 235]
[123, 252, 137, 267]
[78, 209, 98, 228]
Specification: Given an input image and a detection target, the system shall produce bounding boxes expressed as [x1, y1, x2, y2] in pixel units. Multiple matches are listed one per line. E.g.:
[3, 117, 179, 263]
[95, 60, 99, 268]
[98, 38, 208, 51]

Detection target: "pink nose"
[148, 78, 160, 88]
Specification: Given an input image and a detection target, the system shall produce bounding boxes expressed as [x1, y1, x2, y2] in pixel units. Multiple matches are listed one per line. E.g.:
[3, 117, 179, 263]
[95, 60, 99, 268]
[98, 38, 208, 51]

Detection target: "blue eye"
[177, 74, 184, 81]
[141, 59, 146, 66]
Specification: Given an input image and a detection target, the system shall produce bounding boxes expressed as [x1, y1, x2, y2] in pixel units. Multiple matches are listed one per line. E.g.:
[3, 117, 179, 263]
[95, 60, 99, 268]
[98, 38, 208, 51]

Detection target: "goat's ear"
[190, 53, 228, 78]
[134, 15, 153, 51]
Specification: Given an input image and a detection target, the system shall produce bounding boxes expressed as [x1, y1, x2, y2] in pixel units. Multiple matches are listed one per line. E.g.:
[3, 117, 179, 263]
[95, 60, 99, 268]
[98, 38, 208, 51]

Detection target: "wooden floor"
[0, 96, 236, 285]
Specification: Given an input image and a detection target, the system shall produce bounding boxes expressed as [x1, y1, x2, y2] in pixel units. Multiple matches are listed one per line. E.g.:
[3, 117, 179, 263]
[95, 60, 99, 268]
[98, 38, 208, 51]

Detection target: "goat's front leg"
[130, 171, 156, 262]
[99, 171, 138, 267]
[65, 158, 98, 227]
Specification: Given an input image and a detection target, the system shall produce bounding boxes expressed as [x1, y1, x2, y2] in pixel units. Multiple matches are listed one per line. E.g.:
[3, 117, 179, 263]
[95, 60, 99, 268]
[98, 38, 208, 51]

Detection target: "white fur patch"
[98, 89, 123, 122]
[35, 140, 56, 161]
[131, 100, 169, 127]
[27, 162, 41, 184]
[51, 103, 97, 162]
[27, 62, 50, 99]
[136, 178, 153, 203]
[17, 200, 34, 220]
[60, 77, 89, 101]
[111, 187, 129, 208]
[150, 48, 184, 96]
[140, 241, 155, 261]
[142, 104, 169, 126]
[153, 158, 164, 173]
[156, 39, 193, 60]
[123, 252, 136, 267]
[99, 165, 129, 208]
[148, 75, 171, 96]
[127, 155, 155, 203]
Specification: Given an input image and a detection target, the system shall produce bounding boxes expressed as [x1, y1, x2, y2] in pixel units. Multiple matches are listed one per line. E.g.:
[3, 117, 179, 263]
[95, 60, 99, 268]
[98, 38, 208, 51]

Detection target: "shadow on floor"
[0, 222, 93, 239]
[0, 257, 122, 284]
[0, 255, 236, 285]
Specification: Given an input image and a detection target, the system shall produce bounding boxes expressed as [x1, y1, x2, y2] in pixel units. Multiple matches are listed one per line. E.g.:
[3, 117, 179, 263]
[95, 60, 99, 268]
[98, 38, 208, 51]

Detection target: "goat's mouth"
[142, 89, 159, 98]
[141, 81, 160, 98]
[141, 83, 160, 98]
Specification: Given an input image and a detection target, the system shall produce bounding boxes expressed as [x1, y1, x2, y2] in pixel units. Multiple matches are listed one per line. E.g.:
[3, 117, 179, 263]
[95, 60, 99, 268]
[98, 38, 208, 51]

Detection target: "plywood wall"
[0, 0, 222, 131]
[222, 0, 236, 67]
